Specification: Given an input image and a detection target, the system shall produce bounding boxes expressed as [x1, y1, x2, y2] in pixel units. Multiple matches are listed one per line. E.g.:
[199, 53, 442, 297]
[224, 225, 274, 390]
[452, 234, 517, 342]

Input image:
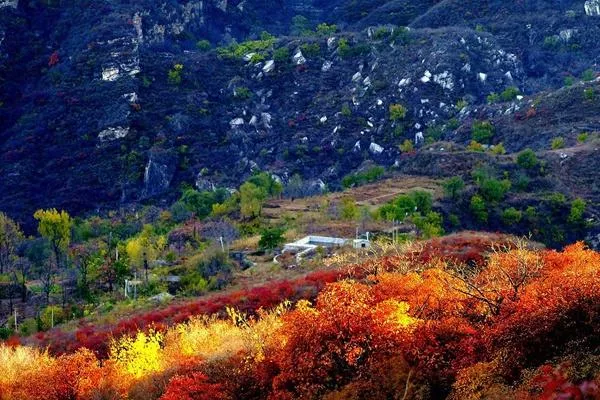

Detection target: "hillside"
[0, 0, 598, 241]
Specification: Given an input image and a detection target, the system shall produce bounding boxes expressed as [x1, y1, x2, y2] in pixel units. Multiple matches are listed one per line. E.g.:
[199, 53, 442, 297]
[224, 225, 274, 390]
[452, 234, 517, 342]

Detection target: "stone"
[369, 142, 384, 154]
[98, 127, 129, 141]
[143, 151, 176, 198]
[585, 0, 600, 16]
[322, 60, 333, 72]
[293, 50, 306, 65]
[262, 60, 275, 73]
[230, 118, 245, 128]
[102, 66, 120, 81]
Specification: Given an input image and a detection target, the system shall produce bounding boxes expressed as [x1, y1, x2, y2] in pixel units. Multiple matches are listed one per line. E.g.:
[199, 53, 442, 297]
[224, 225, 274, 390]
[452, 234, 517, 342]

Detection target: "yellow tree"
[0, 212, 24, 274]
[125, 225, 166, 282]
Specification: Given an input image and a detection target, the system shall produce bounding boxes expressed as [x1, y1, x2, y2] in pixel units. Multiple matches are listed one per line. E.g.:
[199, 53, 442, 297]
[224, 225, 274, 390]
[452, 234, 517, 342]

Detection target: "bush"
[40, 306, 65, 331]
[551, 137, 565, 150]
[316, 23, 337, 36]
[568, 198, 586, 225]
[341, 166, 385, 188]
[389, 104, 407, 121]
[467, 140, 485, 152]
[502, 207, 522, 225]
[584, 87, 595, 101]
[564, 76, 575, 87]
[273, 47, 290, 62]
[471, 120, 495, 144]
[167, 64, 184, 85]
[234, 86, 252, 99]
[500, 86, 520, 102]
[399, 139, 413, 153]
[340, 197, 359, 220]
[490, 143, 506, 155]
[300, 42, 321, 57]
[411, 212, 444, 239]
[338, 38, 370, 58]
[479, 178, 511, 203]
[577, 132, 589, 143]
[516, 148, 539, 170]
[196, 40, 211, 51]
[470, 195, 488, 223]
[443, 176, 465, 200]
[341, 102, 352, 117]
[581, 68, 595, 82]
[486, 93, 500, 104]
[259, 227, 285, 251]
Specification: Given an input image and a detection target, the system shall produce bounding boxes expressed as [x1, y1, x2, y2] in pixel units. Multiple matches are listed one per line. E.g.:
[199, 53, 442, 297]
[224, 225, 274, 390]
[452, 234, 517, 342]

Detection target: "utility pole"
[13, 309, 17, 331]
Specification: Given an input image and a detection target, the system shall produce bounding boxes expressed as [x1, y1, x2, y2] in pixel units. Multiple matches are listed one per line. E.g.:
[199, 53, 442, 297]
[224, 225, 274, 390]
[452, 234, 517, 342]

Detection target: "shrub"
[443, 176, 465, 200]
[516, 148, 539, 170]
[399, 139, 413, 153]
[316, 23, 337, 36]
[568, 198, 586, 225]
[389, 104, 407, 121]
[234, 86, 252, 100]
[577, 132, 589, 143]
[456, 99, 468, 110]
[486, 93, 500, 104]
[341, 166, 385, 188]
[479, 178, 511, 203]
[551, 137, 565, 150]
[167, 64, 184, 85]
[259, 227, 285, 251]
[471, 120, 494, 144]
[467, 140, 485, 152]
[425, 125, 443, 143]
[584, 87, 595, 101]
[490, 143, 506, 155]
[273, 47, 290, 62]
[581, 68, 595, 82]
[411, 211, 444, 239]
[564, 76, 575, 87]
[300, 42, 321, 57]
[500, 86, 520, 102]
[338, 38, 370, 58]
[196, 40, 211, 51]
[341, 102, 352, 117]
[340, 197, 359, 220]
[502, 207, 522, 225]
[470, 195, 488, 223]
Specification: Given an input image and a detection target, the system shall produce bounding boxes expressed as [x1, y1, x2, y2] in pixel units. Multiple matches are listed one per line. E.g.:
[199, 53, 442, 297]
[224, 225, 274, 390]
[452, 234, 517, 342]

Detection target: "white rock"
[478, 72, 488, 82]
[0, 0, 18, 8]
[433, 71, 454, 90]
[560, 29, 575, 42]
[293, 50, 306, 65]
[352, 72, 362, 82]
[322, 60, 333, 72]
[414, 123, 422, 130]
[261, 113, 272, 129]
[249, 115, 258, 126]
[399, 78, 411, 87]
[230, 118, 245, 127]
[505, 71, 513, 80]
[585, 0, 600, 16]
[320, 116, 328, 123]
[102, 66, 120, 82]
[243, 52, 257, 62]
[327, 37, 337, 49]
[98, 127, 129, 141]
[122, 92, 138, 103]
[415, 132, 424, 144]
[369, 142, 384, 154]
[363, 76, 372, 86]
[354, 141, 361, 151]
[377, 99, 383, 106]
[262, 60, 275, 73]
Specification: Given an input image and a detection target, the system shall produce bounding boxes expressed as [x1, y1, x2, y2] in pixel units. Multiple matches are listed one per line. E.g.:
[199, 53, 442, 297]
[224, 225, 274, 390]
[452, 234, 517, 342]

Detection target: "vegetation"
[341, 166, 385, 188]
[389, 103, 407, 121]
[516, 148, 539, 170]
[471, 120, 495, 144]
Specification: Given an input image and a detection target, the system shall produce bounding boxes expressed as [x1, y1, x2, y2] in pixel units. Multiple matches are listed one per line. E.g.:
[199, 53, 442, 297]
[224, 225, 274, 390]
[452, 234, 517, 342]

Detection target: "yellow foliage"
[0, 345, 52, 396]
[110, 330, 164, 378]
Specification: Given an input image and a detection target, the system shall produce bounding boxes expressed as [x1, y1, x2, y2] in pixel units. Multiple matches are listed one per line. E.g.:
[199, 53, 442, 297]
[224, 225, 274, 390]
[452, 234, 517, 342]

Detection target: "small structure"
[283, 234, 371, 262]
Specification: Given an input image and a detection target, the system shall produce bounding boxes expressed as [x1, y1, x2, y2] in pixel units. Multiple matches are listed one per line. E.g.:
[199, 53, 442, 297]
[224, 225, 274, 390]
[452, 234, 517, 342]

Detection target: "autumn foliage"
[1, 240, 599, 399]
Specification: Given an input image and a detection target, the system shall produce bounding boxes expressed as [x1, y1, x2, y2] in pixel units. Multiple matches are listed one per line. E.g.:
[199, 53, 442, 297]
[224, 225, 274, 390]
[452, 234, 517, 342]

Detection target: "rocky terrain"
[0, 0, 599, 242]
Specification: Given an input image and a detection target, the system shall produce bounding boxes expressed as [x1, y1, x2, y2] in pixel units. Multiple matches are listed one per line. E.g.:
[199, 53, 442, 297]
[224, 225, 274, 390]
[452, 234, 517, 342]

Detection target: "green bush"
[502, 207, 522, 225]
[196, 40, 211, 51]
[341, 166, 385, 188]
[273, 47, 290, 62]
[568, 198, 586, 225]
[316, 23, 337, 36]
[259, 227, 285, 251]
[516, 148, 539, 170]
[564, 76, 575, 87]
[340, 197, 359, 220]
[490, 143, 506, 155]
[216, 37, 276, 60]
[486, 93, 500, 104]
[443, 176, 465, 200]
[582, 68, 595, 82]
[467, 140, 485, 152]
[470, 195, 488, 223]
[389, 104, 407, 121]
[399, 139, 414, 153]
[479, 178, 511, 202]
[577, 132, 589, 143]
[300, 42, 321, 57]
[234, 86, 252, 100]
[471, 120, 495, 144]
[39, 306, 64, 331]
[500, 86, 520, 102]
[167, 64, 184, 85]
[584, 87, 595, 101]
[551, 137, 565, 149]
[411, 212, 444, 239]
[341, 102, 352, 117]
[338, 38, 370, 58]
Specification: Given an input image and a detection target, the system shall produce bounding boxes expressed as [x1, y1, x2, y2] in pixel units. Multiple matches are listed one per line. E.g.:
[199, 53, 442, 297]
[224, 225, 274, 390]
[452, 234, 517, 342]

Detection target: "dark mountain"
[0, 0, 599, 242]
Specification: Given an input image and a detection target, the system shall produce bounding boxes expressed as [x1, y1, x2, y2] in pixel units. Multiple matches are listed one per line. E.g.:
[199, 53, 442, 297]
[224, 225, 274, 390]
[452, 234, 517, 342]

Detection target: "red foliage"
[160, 372, 227, 400]
[48, 51, 59, 67]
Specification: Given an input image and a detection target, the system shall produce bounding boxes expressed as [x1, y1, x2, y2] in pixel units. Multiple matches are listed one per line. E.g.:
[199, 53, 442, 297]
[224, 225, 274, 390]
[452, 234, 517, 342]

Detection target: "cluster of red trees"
[2, 240, 598, 400]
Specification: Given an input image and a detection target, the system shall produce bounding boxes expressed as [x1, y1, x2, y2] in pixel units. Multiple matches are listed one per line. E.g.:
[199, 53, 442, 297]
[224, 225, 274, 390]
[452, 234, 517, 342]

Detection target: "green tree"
[411, 212, 444, 239]
[443, 177, 465, 200]
[33, 209, 72, 270]
[470, 195, 488, 223]
[389, 104, 407, 121]
[240, 182, 267, 218]
[259, 227, 285, 252]
[479, 178, 511, 203]
[502, 207, 522, 225]
[340, 197, 359, 220]
[568, 198, 586, 225]
[516, 148, 539, 170]
[471, 120, 495, 144]
[0, 212, 24, 274]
